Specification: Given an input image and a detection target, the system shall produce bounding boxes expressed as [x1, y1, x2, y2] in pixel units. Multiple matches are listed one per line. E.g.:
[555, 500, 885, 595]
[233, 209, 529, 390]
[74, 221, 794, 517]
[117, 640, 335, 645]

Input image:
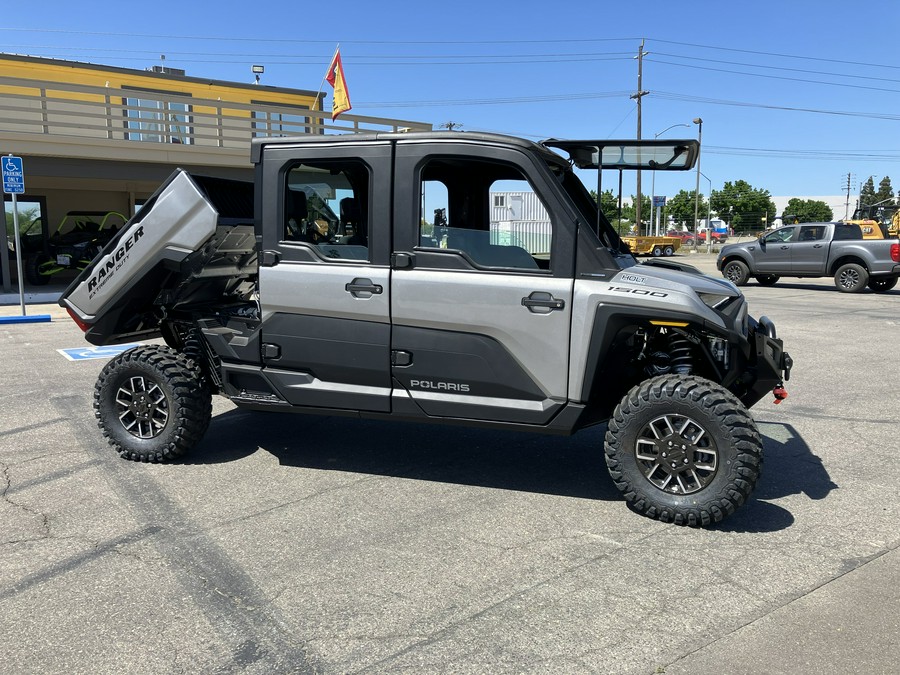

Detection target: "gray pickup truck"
[717, 222, 900, 292]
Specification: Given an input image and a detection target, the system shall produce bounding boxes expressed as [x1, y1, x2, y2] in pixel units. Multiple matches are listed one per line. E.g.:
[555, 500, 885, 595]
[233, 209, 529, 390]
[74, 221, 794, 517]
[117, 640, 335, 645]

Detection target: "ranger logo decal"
[87, 225, 145, 298]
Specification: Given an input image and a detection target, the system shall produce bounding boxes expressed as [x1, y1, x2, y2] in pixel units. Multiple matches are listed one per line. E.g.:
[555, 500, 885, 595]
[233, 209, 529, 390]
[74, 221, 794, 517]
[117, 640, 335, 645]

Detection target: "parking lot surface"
[2, 254, 898, 674]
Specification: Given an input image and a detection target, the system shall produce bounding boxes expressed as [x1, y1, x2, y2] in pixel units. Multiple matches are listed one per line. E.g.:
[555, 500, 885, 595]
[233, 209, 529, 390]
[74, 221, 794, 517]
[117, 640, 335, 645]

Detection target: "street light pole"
[692, 117, 703, 252]
[700, 171, 713, 253]
[650, 122, 691, 236]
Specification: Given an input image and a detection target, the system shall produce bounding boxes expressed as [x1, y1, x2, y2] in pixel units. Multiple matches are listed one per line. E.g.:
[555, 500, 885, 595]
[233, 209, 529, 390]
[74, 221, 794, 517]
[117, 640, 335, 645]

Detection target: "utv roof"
[251, 132, 699, 171]
[250, 130, 552, 164]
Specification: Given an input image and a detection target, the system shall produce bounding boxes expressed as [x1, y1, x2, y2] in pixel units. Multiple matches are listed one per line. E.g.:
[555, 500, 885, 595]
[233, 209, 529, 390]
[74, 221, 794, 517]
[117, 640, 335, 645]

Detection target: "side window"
[798, 225, 825, 242]
[764, 227, 795, 244]
[417, 157, 550, 271]
[283, 161, 369, 262]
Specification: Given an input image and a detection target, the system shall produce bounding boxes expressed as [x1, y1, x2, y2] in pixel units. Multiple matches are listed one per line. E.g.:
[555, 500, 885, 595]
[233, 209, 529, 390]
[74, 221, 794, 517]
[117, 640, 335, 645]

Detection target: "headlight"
[697, 292, 732, 310]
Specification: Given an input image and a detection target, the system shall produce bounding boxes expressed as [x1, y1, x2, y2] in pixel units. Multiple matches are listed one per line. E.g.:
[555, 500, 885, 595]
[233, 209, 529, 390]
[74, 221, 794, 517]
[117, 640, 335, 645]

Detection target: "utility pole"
[844, 172, 853, 219]
[441, 121, 463, 131]
[630, 40, 649, 233]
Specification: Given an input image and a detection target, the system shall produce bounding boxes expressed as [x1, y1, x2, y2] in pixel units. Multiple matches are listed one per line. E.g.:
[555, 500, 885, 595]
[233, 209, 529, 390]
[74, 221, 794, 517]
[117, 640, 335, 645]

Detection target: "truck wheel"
[834, 263, 868, 293]
[652, 246, 663, 257]
[94, 345, 212, 462]
[604, 375, 763, 527]
[867, 277, 897, 293]
[25, 252, 52, 285]
[755, 275, 779, 286]
[663, 245, 675, 256]
[722, 260, 749, 286]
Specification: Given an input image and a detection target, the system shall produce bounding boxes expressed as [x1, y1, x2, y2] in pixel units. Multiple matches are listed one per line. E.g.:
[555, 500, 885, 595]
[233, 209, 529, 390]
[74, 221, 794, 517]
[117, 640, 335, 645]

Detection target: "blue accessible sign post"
[1, 154, 50, 324]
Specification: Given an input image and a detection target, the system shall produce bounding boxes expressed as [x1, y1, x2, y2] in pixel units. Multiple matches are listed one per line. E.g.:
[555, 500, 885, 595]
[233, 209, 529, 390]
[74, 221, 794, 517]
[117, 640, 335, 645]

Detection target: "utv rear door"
[257, 141, 393, 412]
[389, 140, 574, 425]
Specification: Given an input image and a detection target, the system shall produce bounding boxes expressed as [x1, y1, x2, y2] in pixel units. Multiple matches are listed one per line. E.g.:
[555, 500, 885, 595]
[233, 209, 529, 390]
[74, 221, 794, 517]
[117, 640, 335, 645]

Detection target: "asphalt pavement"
[1, 251, 898, 674]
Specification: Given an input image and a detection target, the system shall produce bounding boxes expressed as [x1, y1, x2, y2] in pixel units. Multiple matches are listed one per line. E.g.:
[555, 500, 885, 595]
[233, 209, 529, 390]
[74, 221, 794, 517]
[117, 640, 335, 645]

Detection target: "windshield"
[545, 159, 628, 254]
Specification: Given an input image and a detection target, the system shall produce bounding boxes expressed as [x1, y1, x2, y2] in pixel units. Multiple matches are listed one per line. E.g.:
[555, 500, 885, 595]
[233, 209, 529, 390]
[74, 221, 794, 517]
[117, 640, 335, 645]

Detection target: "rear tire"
[604, 375, 763, 527]
[867, 276, 897, 293]
[755, 275, 779, 286]
[834, 263, 868, 293]
[663, 245, 675, 256]
[94, 345, 212, 462]
[722, 260, 749, 286]
[652, 246, 663, 257]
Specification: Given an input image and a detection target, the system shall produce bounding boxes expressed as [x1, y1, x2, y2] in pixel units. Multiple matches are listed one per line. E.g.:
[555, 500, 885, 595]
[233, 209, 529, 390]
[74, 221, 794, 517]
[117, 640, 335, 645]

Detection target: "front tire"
[834, 263, 868, 293]
[663, 245, 675, 256]
[722, 259, 749, 286]
[94, 345, 212, 462]
[604, 375, 763, 527]
[652, 245, 663, 257]
[867, 276, 897, 293]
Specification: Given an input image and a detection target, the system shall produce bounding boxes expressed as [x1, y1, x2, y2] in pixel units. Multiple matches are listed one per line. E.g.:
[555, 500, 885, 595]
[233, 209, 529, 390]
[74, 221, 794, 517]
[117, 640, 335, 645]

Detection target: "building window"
[123, 87, 193, 144]
[493, 195, 506, 208]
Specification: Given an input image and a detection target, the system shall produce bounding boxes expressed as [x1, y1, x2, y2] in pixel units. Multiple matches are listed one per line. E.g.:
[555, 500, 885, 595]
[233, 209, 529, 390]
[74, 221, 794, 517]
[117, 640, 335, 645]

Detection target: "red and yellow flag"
[325, 49, 352, 120]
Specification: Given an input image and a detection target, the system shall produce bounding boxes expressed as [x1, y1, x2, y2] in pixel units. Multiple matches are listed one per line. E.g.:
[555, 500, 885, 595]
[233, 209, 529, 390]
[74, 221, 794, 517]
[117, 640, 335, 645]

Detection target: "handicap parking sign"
[2, 155, 25, 194]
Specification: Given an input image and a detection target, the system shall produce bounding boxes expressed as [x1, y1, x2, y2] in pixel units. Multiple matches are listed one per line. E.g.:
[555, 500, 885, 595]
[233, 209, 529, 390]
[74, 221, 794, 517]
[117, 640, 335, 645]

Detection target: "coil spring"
[668, 333, 693, 374]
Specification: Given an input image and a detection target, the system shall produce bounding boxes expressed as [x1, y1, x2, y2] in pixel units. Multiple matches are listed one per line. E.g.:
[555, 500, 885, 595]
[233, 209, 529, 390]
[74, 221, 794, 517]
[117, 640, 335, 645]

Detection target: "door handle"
[813, 244, 823, 248]
[345, 278, 383, 297]
[780, 245, 789, 249]
[522, 291, 565, 313]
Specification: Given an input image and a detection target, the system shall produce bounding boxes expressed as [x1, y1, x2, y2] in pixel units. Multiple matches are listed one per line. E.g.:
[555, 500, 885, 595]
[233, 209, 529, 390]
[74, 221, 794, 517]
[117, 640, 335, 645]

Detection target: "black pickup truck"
[717, 222, 900, 292]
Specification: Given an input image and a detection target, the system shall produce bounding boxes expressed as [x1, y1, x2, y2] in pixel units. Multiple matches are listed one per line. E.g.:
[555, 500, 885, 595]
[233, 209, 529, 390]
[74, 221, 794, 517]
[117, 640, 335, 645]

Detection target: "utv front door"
[389, 141, 574, 425]
[257, 143, 393, 412]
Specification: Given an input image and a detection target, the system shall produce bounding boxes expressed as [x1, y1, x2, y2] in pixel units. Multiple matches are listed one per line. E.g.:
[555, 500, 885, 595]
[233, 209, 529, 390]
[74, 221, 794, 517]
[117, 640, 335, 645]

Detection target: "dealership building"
[0, 53, 430, 292]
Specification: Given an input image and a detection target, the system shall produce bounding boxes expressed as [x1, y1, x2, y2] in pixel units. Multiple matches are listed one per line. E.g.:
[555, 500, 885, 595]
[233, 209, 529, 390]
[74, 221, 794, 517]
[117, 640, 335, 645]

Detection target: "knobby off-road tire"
[94, 345, 212, 462]
[604, 375, 763, 527]
[867, 276, 898, 293]
[722, 260, 749, 286]
[834, 263, 868, 293]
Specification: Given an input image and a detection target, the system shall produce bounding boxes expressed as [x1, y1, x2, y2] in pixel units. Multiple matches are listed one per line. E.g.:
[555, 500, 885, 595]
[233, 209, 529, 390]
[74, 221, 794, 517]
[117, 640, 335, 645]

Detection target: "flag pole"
[314, 44, 340, 128]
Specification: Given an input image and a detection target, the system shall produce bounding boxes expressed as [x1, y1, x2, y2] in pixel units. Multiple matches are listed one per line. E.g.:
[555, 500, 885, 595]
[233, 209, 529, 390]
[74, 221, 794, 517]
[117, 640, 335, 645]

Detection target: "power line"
[652, 51, 900, 86]
[652, 91, 900, 121]
[647, 58, 900, 94]
[650, 38, 900, 72]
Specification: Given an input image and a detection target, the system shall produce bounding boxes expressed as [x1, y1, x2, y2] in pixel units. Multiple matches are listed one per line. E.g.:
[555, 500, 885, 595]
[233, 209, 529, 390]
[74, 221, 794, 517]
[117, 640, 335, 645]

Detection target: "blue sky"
[4, 0, 899, 208]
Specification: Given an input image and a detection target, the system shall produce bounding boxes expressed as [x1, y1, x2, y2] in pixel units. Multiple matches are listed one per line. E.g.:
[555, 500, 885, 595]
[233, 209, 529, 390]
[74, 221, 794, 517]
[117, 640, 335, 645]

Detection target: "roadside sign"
[57, 344, 142, 361]
[652, 195, 666, 207]
[2, 155, 25, 194]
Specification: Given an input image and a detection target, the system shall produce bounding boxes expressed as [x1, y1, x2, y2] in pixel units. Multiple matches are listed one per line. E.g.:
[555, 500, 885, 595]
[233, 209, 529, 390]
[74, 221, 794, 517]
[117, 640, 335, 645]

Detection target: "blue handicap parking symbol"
[58, 343, 142, 361]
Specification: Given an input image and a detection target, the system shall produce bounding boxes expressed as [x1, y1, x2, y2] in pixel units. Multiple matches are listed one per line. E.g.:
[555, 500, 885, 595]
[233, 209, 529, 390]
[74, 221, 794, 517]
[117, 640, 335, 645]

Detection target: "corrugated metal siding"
[490, 191, 552, 254]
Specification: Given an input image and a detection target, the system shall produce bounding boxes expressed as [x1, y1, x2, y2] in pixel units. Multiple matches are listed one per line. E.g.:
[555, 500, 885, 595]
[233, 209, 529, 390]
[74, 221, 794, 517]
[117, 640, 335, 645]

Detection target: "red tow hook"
[773, 385, 788, 404]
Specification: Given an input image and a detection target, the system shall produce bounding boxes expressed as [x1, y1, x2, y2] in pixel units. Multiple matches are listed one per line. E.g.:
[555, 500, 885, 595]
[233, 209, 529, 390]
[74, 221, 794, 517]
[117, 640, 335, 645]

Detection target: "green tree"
[622, 194, 651, 231]
[590, 189, 620, 224]
[784, 198, 833, 223]
[860, 176, 877, 207]
[710, 180, 776, 233]
[665, 189, 708, 229]
[875, 176, 894, 206]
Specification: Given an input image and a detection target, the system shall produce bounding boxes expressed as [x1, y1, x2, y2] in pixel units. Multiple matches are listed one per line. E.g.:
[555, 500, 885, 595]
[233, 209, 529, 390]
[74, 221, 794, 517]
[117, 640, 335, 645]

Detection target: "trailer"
[620, 235, 682, 257]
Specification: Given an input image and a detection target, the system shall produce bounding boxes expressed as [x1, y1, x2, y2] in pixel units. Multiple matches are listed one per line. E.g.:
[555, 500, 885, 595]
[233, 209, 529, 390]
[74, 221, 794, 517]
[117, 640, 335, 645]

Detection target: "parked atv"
[26, 211, 126, 285]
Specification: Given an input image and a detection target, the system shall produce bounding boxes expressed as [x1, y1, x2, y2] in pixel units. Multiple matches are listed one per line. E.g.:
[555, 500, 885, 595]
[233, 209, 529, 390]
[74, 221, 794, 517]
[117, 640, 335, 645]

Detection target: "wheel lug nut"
[662, 452, 667, 458]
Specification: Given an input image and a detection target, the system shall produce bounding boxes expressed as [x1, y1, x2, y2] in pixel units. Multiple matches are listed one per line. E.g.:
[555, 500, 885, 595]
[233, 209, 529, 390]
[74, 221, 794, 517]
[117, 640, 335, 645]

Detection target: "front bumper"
[740, 315, 793, 408]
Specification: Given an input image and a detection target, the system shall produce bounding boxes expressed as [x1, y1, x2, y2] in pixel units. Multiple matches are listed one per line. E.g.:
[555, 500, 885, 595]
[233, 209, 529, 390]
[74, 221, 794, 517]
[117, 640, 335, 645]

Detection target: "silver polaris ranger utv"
[60, 132, 792, 527]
